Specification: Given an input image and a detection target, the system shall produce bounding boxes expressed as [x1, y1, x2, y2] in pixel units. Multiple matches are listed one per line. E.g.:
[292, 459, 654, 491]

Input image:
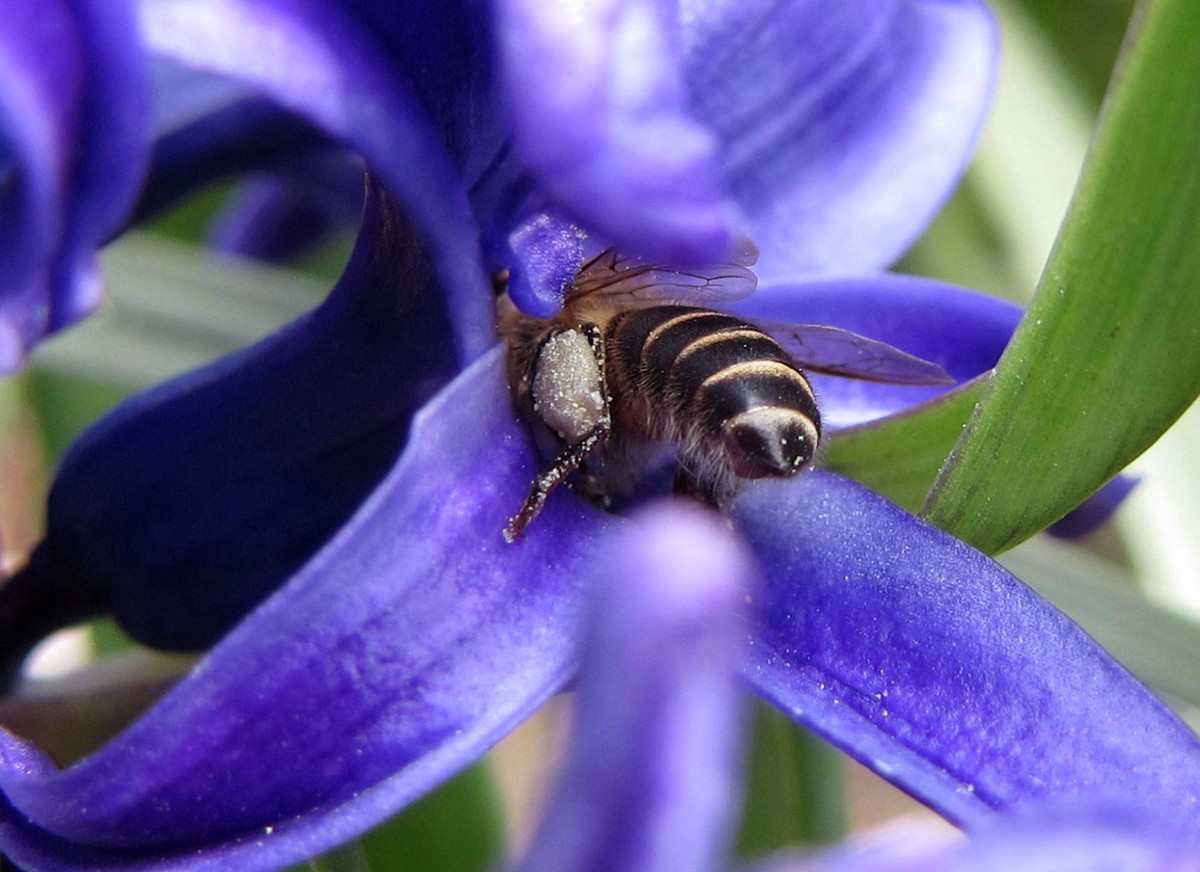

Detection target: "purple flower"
[1, 1, 1193, 869]
[0, 0, 150, 371]
[516, 503, 1200, 872]
[136, 0, 998, 355]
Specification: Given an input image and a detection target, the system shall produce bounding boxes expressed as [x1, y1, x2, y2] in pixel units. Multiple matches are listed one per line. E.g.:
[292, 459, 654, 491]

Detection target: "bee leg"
[504, 422, 610, 542]
[505, 322, 612, 543]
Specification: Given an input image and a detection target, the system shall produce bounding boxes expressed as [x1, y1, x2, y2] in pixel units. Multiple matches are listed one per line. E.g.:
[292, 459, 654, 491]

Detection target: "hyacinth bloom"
[517, 509, 1200, 872]
[1, 0, 1198, 869]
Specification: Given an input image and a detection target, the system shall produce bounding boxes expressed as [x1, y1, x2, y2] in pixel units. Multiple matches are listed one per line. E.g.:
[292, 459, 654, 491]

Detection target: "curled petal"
[496, 0, 733, 266]
[139, 59, 362, 231]
[0, 0, 150, 369]
[141, 0, 496, 360]
[0, 348, 614, 870]
[138, 93, 339, 223]
[736, 472, 1200, 832]
[205, 155, 364, 262]
[519, 502, 749, 872]
[0, 183, 455, 666]
[684, 0, 997, 277]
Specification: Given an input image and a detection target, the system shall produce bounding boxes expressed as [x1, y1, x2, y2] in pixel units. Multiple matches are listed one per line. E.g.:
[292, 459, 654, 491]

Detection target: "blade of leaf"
[359, 762, 506, 872]
[924, 0, 1200, 553]
[735, 702, 846, 856]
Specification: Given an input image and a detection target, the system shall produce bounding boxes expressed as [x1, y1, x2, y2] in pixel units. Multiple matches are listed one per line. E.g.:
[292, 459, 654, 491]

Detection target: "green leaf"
[358, 763, 506, 872]
[735, 702, 845, 856]
[308, 842, 373, 872]
[924, 0, 1200, 553]
[301, 764, 506, 872]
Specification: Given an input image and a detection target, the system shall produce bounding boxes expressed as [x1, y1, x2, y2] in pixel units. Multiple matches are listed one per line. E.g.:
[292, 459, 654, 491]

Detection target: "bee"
[499, 242, 953, 542]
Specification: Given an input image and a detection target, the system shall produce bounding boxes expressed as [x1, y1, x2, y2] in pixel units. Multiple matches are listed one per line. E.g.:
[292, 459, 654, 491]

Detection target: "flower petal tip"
[0, 319, 28, 375]
[616, 501, 752, 622]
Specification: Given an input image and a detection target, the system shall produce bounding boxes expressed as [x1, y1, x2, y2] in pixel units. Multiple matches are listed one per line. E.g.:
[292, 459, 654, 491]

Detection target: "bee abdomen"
[609, 306, 820, 480]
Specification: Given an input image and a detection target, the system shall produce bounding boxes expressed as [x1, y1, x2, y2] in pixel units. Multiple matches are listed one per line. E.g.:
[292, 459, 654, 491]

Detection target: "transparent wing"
[568, 238, 759, 308]
[761, 321, 956, 385]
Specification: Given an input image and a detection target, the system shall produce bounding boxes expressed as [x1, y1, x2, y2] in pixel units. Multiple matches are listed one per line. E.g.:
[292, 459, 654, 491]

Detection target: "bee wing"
[761, 321, 956, 385]
[568, 239, 759, 308]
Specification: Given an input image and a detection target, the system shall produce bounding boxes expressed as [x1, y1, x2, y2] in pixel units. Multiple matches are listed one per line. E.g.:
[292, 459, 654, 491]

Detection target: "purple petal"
[495, 0, 733, 266]
[684, 0, 997, 278]
[1046, 475, 1138, 539]
[0, 0, 150, 370]
[139, 58, 363, 230]
[0, 347, 616, 870]
[205, 155, 364, 262]
[137, 93, 339, 224]
[760, 800, 1199, 872]
[141, 0, 496, 360]
[1, 182, 455, 662]
[519, 502, 749, 872]
[735, 472, 1200, 833]
[733, 274, 1020, 429]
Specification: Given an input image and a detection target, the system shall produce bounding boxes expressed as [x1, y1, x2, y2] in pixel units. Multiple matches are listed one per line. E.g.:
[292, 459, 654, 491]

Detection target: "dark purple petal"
[205, 157, 364, 262]
[735, 472, 1200, 833]
[733, 274, 1019, 429]
[759, 800, 1199, 871]
[0, 183, 454, 662]
[142, 0, 496, 360]
[1046, 475, 1138, 539]
[684, 0, 996, 278]
[0, 346, 615, 871]
[139, 59, 364, 231]
[519, 502, 749, 872]
[495, 0, 733, 266]
[137, 93, 340, 224]
[0, 0, 150, 370]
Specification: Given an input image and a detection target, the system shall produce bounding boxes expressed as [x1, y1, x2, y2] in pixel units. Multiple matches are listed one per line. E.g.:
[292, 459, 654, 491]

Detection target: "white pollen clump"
[532, 329, 606, 442]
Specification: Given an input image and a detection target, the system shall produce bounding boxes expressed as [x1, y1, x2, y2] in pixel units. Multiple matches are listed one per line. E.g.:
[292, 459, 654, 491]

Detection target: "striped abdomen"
[605, 306, 820, 486]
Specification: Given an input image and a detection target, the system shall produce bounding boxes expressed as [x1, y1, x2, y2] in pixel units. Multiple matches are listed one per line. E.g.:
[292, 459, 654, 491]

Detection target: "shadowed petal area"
[518, 502, 748, 872]
[736, 472, 1200, 834]
[685, 0, 996, 278]
[757, 801, 1200, 871]
[0, 348, 615, 871]
[496, 0, 732, 266]
[205, 157, 364, 262]
[141, 0, 496, 360]
[0, 0, 149, 370]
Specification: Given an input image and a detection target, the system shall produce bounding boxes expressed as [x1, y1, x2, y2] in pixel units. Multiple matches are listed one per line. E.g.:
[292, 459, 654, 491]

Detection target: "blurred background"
[3, 0, 1198, 867]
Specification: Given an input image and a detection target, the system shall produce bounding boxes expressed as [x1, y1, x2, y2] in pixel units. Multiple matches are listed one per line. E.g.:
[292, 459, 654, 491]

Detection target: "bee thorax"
[531, 329, 607, 442]
[721, 406, 817, 479]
